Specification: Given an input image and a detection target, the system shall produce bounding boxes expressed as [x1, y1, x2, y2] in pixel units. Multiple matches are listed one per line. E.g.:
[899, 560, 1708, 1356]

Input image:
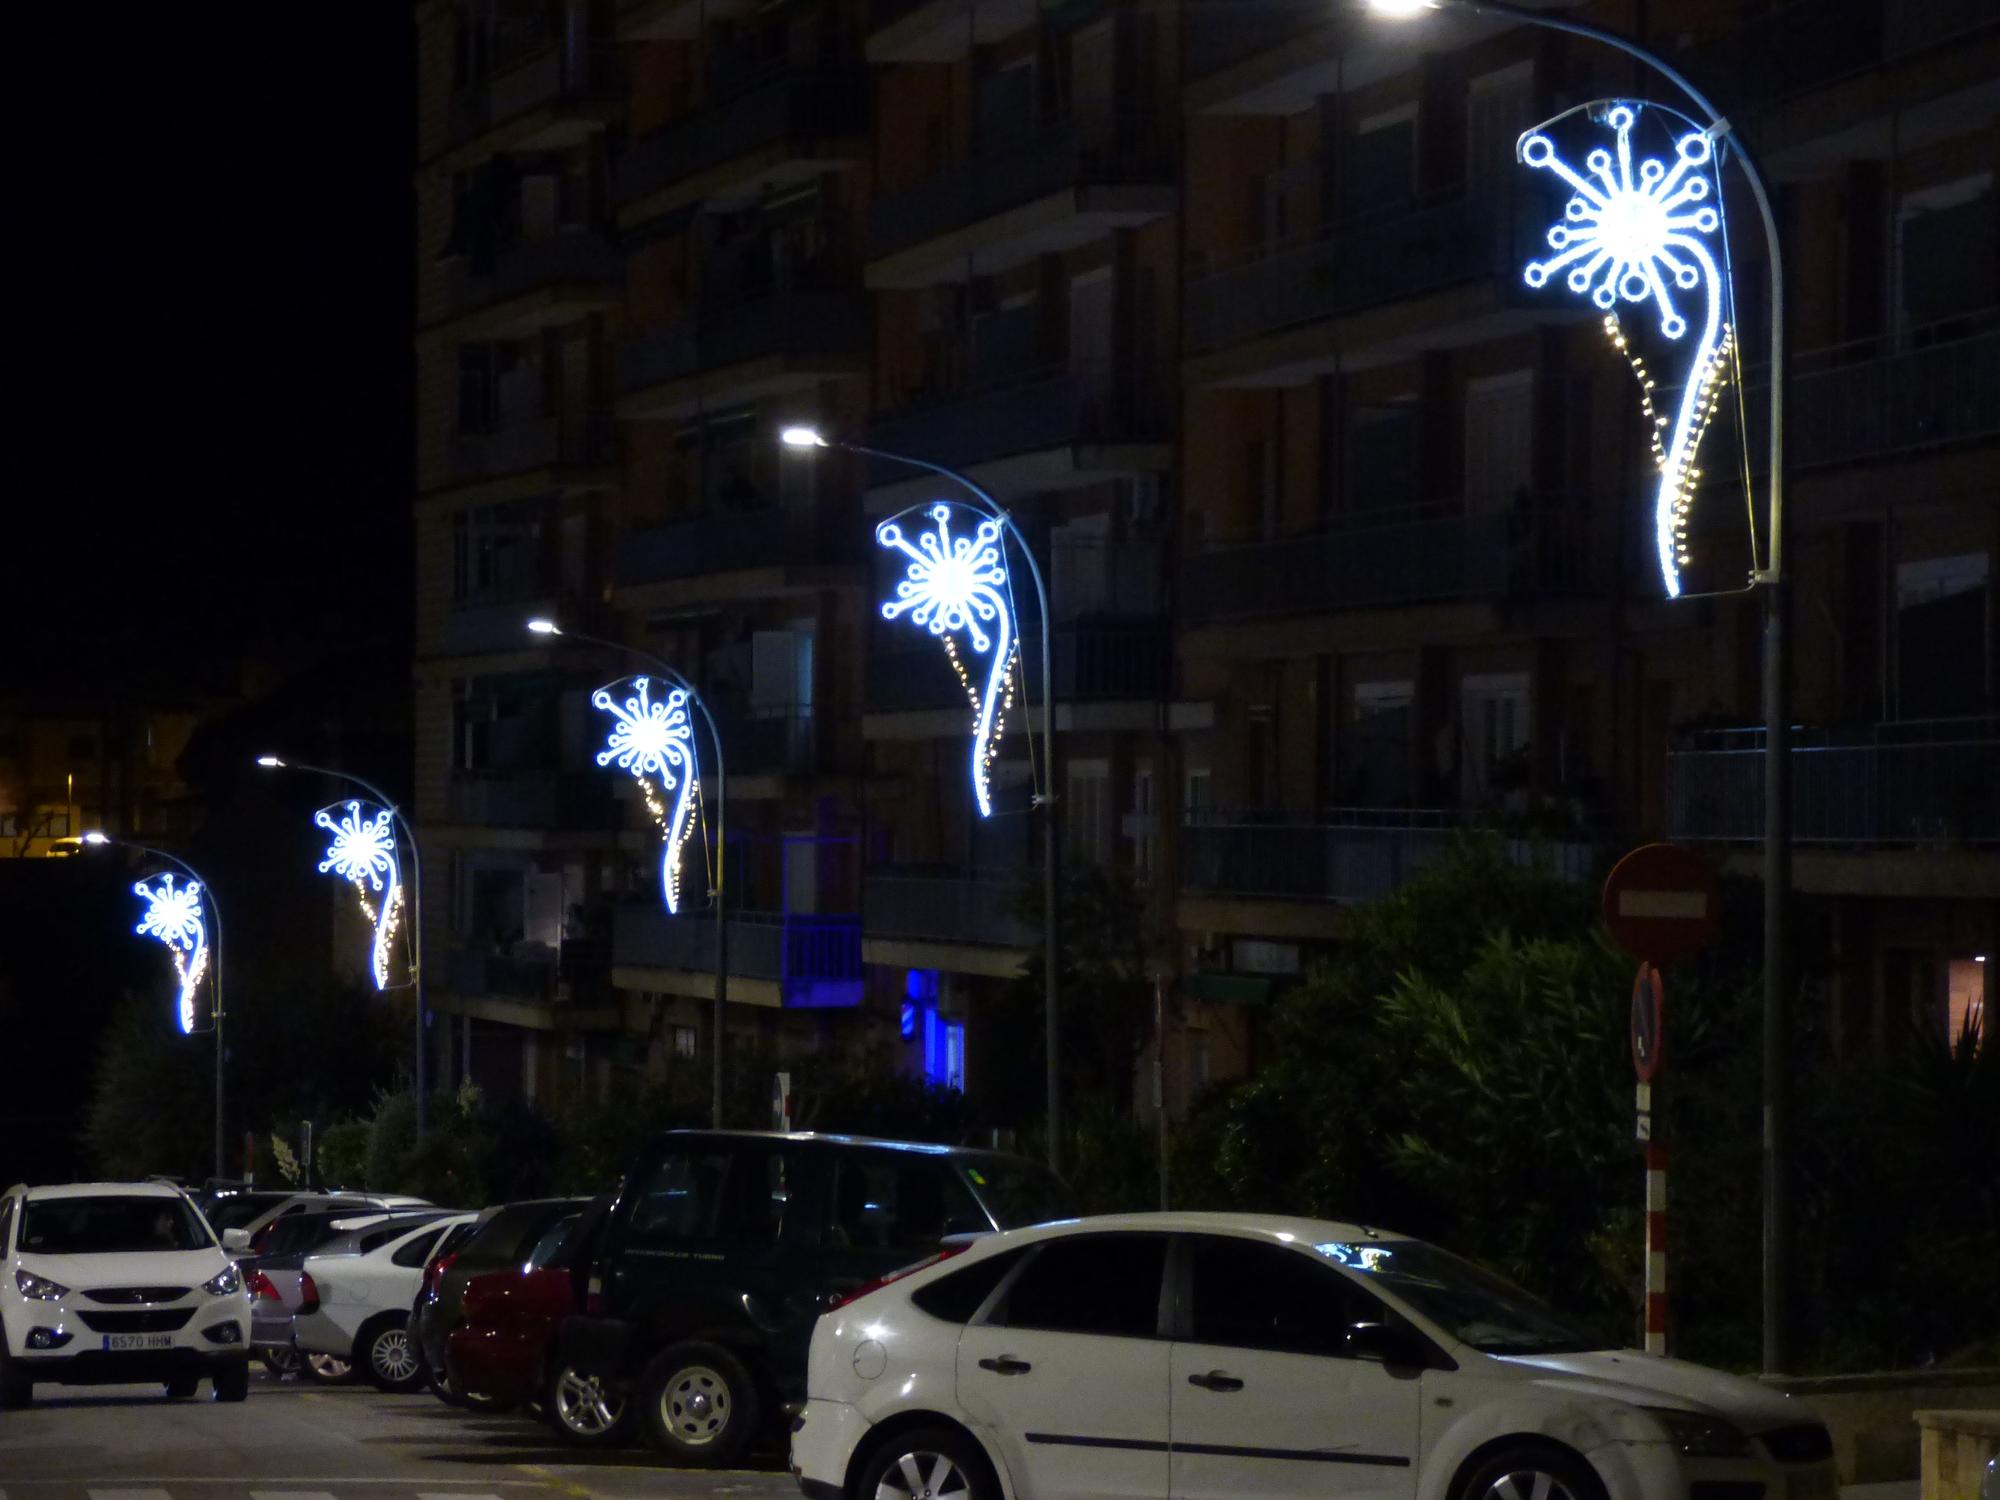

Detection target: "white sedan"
[293, 1212, 472, 1392]
[790, 1212, 1836, 1500]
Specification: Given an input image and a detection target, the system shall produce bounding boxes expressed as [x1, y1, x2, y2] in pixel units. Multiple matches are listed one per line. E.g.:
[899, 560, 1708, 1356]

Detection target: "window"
[20, 1197, 209, 1255]
[1896, 554, 1988, 718]
[1461, 672, 1531, 799]
[451, 502, 543, 605]
[1131, 768, 1157, 883]
[912, 1246, 1031, 1324]
[1343, 104, 1416, 216]
[672, 1026, 698, 1060]
[1187, 1236, 1383, 1357]
[1067, 760, 1109, 865]
[1946, 958, 1986, 1048]
[0, 1197, 14, 1255]
[1348, 680, 1414, 807]
[922, 1010, 966, 1092]
[625, 1146, 790, 1249]
[992, 1234, 1169, 1338]
[1184, 768, 1212, 819]
[526, 1213, 580, 1269]
[391, 1226, 449, 1269]
[1900, 175, 1996, 329]
[1464, 370, 1535, 514]
[1344, 400, 1419, 513]
[828, 1156, 987, 1254]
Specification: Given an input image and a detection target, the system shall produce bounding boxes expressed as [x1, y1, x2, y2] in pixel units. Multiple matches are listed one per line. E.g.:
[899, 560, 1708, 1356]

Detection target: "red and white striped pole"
[1645, 1140, 1668, 1354]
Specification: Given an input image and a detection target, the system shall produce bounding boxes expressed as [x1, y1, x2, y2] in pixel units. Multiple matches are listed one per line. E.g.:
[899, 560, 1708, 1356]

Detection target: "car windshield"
[959, 1157, 1075, 1230]
[21, 1196, 212, 1255]
[1314, 1238, 1604, 1355]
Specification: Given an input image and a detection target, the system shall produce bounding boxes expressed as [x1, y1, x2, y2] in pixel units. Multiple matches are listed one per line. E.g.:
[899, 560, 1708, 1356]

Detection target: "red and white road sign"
[1602, 843, 1720, 965]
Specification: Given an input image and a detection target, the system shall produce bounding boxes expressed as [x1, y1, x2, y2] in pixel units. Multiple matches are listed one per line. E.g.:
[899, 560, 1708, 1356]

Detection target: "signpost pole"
[1646, 1139, 1669, 1355]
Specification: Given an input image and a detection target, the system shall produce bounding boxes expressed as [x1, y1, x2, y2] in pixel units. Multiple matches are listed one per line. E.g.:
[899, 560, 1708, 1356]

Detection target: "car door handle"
[978, 1355, 1033, 1376]
[1187, 1370, 1245, 1392]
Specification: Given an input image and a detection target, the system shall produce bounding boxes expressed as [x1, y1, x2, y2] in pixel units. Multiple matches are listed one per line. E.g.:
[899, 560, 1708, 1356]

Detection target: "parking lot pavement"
[0, 1373, 799, 1500]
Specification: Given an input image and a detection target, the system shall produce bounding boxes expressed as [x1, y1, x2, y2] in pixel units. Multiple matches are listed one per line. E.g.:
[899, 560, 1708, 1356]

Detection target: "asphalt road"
[0, 1369, 798, 1500]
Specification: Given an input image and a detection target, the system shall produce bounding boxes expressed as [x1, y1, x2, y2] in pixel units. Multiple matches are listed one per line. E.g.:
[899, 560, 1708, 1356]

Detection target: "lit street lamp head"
[1367, 0, 1442, 17]
[779, 425, 828, 449]
[526, 618, 562, 636]
[255, 755, 285, 769]
[82, 831, 110, 846]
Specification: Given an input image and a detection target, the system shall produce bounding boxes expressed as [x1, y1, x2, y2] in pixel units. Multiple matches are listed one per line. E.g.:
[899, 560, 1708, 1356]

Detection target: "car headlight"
[202, 1265, 243, 1298]
[14, 1269, 68, 1301]
[1643, 1406, 1753, 1458]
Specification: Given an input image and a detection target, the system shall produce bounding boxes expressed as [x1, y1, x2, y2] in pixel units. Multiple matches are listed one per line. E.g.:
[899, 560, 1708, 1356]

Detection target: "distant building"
[411, 0, 1997, 1116]
[0, 696, 208, 858]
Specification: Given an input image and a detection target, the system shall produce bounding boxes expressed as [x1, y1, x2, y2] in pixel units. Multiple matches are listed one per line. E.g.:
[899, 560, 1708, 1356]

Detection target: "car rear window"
[461, 1202, 581, 1265]
[21, 1196, 211, 1254]
[910, 1246, 1030, 1324]
[624, 1146, 790, 1248]
[828, 1156, 991, 1255]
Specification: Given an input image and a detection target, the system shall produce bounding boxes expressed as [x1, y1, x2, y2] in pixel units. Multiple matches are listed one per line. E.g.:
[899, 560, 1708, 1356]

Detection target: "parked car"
[445, 1198, 616, 1440]
[248, 1207, 449, 1381]
[198, 1189, 296, 1238]
[412, 1196, 586, 1405]
[221, 1191, 434, 1255]
[293, 1212, 474, 1391]
[1, 1181, 253, 1406]
[561, 1130, 1072, 1465]
[790, 1211, 1839, 1500]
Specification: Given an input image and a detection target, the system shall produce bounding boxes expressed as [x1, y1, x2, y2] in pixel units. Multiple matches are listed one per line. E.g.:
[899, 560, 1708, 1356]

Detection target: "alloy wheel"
[552, 1365, 624, 1436]
[658, 1364, 731, 1448]
[874, 1449, 972, 1500]
[1482, 1470, 1582, 1500]
[371, 1327, 420, 1386]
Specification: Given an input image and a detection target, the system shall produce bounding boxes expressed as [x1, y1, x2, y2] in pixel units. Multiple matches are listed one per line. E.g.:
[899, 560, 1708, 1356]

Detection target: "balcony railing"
[864, 869, 1037, 949]
[445, 415, 615, 487]
[1181, 812, 1601, 904]
[870, 112, 1172, 261]
[440, 597, 557, 655]
[445, 772, 624, 832]
[867, 621, 1170, 713]
[449, 43, 619, 147]
[443, 231, 621, 321]
[613, 904, 863, 1005]
[616, 291, 869, 395]
[1666, 718, 1999, 846]
[445, 949, 556, 1003]
[1181, 0, 1325, 80]
[1737, 325, 2000, 471]
[614, 508, 819, 586]
[1186, 190, 1534, 353]
[614, 65, 869, 207]
[867, 360, 1170, 479]
[1183, 502, 1592, 624]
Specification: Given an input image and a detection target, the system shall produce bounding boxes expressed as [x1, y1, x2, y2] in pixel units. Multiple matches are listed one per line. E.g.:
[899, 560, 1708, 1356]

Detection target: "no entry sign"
[1601, 843, 1720, 965]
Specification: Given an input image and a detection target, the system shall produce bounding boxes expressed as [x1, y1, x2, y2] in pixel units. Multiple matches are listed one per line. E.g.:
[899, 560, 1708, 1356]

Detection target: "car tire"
[302, 1351, 355, 1385]
[856, 1425, 996, 1500]
[259, 1346, 302, 1379]
[1, 1349, 34, 1409]
[1457, 1443, 1608, 1500]
[431, 1362, 513, 1414]
[545, 1359, 629, 1448]
[165, 1375, 201, 1399]
[359, 1315, 427, 1394]
[212, 1359, 252, 1403]
[637, 1341, 760, 1466]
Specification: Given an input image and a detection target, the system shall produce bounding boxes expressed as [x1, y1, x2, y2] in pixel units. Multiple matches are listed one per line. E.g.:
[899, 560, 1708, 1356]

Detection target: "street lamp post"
[1368, 0, 1790, 1371]
[781, 426, 1065, 1172]
[256, 757, 429, 1135]
[85, 832, 226, 1181]
[527, 619, 731, 1128]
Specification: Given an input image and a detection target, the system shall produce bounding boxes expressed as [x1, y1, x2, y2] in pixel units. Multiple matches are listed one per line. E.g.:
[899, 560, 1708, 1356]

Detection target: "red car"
[445, 1202, 624, 1447]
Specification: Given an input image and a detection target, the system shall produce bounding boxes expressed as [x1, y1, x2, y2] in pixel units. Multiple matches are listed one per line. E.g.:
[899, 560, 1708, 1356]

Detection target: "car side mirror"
[1344, 1321, 1430, 1368]
[222, 1227, 251, 1251]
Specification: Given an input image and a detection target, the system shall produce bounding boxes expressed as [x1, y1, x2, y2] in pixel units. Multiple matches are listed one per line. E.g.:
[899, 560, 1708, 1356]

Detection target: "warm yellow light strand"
[1604, 312, 1735, 570]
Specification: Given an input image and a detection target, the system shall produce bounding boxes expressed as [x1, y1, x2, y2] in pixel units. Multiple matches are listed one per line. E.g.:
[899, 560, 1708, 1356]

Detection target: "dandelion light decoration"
[316, 800, 405, 990]
[593, 676, 699, 912]
[1520, 104, 1732, 598]
[877, 503, 1020, 818]
[134, 873, 209, 1035]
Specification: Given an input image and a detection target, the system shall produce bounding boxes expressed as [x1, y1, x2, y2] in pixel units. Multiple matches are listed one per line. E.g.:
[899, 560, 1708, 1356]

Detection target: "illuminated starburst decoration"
[134, 873, 209, 1035]
[1520, 104, 1732, 599]
[592, 676, 699, 913]
[877, 503, 1019, 818]
[315, 800, 404, 990]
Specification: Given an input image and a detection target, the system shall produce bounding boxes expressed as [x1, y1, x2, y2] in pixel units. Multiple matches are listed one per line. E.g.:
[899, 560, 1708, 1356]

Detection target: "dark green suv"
[560, 1129, 1070, 1464]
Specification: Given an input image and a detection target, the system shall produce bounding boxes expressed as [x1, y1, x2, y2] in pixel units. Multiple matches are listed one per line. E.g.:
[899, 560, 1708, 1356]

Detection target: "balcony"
[615, 291, 869, 421]
[445, 43, 620, 159]
[866, 622, 1170, 716]
[1185, 191, 1540, 377]
[436, 231, 622, 336]
[441, 415, 615, 493]
[1666, 719, 1999, 847]
[1181, 813, 1601, 906]
[620, 0, 754, 41]
[614, 507, 841, 595]
[614, 66, 869, 217]
[445, 941, 613, 1011]
[439, 598, 559, 656]
[864, 869, 1036, 952]
[444, 772, 624, 834]
[867, 0, 1036, 62]
[1182, 502, 1593, 626]
[1738, 325, 2000, 472]
[718, 711, 817, 779]
[867, 114, 1175, 289]
[865, 361, 1170, 501]
[612, 904, 863, 1007]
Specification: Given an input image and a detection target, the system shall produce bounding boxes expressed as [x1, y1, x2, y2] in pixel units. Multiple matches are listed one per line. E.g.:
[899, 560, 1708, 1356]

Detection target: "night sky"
[10, 10, 414, 688]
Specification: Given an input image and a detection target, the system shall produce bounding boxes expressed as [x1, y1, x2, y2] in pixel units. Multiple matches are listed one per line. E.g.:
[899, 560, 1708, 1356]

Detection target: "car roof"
[650, 1129, 996, 1158]
[991, 1211, 1404, 1245]
[17, 1181, 191, 1203]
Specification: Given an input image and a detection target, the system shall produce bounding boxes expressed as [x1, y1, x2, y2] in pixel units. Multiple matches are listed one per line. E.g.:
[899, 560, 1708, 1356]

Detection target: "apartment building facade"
[411, 0, 1998, 1118]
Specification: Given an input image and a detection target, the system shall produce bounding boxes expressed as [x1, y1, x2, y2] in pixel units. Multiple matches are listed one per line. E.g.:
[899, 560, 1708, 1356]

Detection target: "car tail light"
[422, 1251, 459, 1297]
[298, 1272, 321, 1316]
[829, 1245, 969, 1312]
[247, 1270, 283, 1303]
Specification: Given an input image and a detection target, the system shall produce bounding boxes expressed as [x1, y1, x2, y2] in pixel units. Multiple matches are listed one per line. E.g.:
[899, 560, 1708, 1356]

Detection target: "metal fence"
[614, 66, 869, 207]
[450, 43, 619, 146]
[865, 359, 1170, 476]
[617, 291, 869, 396]
[613, 906, 862, 1000]
[1666, 718, 2000, 845]
[445, 232, 621, 319]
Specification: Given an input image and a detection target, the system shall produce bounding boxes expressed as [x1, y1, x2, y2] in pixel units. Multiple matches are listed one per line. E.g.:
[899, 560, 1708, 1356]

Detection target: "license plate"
[1788, 1469, 1837, 1500]
[104, 1333, 174, 1351]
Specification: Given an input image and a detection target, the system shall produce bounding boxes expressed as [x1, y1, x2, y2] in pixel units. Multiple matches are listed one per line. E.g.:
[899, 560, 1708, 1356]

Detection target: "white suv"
[1, 1181, 253, 1406]
[791, 1212, 1837, 1500]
